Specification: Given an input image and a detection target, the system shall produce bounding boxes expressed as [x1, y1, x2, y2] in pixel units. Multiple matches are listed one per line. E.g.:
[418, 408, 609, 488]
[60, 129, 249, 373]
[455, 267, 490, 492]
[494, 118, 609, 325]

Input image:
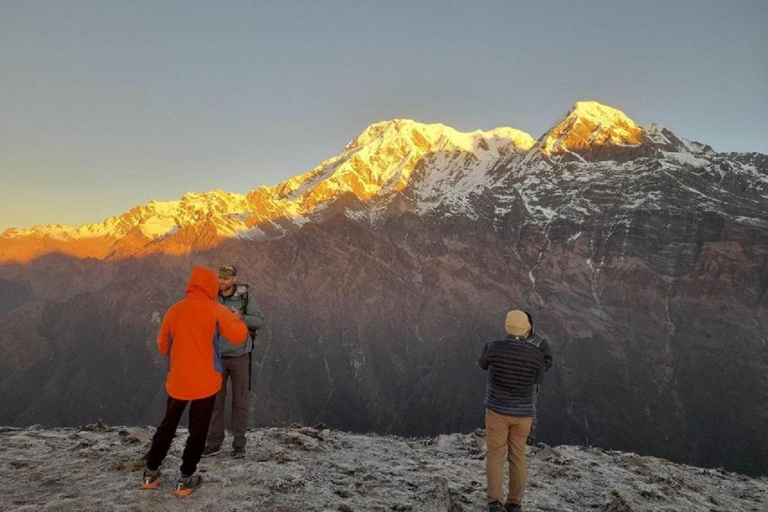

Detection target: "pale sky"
[1, 0, 766, 231]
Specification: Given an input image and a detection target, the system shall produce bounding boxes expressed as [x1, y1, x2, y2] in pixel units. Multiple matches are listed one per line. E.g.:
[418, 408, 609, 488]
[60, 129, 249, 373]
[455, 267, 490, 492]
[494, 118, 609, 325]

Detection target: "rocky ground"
[0, 423, 765, 512]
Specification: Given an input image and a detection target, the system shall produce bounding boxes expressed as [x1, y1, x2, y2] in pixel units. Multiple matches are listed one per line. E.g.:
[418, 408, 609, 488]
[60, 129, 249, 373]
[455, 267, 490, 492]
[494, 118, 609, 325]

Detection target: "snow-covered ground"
[1, 423, 765, 511]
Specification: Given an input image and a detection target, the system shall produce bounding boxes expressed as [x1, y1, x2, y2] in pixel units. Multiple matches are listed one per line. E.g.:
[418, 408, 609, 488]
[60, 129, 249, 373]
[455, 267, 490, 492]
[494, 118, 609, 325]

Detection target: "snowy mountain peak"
[541, 101, 643, 156]
[645, 123, 714, 154]
[256, 119, 535, 218]
[345, 118, 534, 154]
[1, 223, 76, 240]
[1, 190, 252, 250]
[1, 103, 757, 263]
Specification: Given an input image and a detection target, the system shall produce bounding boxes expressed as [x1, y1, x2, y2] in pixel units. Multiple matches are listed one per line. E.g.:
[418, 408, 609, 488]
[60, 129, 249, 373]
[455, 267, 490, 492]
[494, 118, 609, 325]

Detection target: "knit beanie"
[505, 310, 531, 337]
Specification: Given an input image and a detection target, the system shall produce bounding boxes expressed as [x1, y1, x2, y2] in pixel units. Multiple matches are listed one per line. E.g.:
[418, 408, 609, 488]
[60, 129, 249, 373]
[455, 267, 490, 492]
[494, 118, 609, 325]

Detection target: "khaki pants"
[485, 409, 533, 505]
[206, 354, 250, 450]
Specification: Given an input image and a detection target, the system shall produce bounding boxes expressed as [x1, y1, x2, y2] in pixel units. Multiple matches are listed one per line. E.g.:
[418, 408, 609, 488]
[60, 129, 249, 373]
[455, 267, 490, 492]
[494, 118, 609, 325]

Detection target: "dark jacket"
[478, 330, 553, 417]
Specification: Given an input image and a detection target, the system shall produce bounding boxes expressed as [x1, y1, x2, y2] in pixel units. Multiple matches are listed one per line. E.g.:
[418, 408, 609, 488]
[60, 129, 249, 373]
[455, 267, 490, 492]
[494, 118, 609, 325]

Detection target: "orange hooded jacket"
[157, 266, 248, 400]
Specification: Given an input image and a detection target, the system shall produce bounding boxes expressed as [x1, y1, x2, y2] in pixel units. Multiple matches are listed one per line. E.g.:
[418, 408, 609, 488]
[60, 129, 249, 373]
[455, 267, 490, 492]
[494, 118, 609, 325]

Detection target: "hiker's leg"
[146, 395, 188, 471]
[506, 416, 533, 506]
[206, 365, 229, 448]
[229, 354, 250, 450]
[180, 393, 217, 476]
[485, 409, 509, 503]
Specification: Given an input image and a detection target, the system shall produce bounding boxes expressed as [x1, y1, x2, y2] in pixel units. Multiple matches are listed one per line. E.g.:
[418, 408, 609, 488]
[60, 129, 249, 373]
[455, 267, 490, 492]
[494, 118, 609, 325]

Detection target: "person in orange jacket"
[141, 266, 248, 496]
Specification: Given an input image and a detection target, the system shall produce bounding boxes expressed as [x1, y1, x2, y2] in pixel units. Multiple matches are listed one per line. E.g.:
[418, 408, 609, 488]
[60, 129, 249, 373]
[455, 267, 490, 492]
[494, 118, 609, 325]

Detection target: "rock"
[112, 459, 145, 473]
[253, 448, 272, 462]
[279, 431, 321, 451]
[268, 448, 292, 463]
[297, 427, 323, 440]
[268, 477, 306, 492]
[117, 429, 140, 445]
[603, 491, 634, 512]
[80, 420, 110, 432]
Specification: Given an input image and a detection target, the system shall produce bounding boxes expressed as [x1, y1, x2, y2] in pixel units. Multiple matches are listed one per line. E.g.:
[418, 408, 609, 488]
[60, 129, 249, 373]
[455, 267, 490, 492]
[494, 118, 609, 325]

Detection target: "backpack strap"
[240, 289, 249, 314]
[248, 351, 253, 391]
[525, 333, 544, 349]
[237, 285, 257, 341]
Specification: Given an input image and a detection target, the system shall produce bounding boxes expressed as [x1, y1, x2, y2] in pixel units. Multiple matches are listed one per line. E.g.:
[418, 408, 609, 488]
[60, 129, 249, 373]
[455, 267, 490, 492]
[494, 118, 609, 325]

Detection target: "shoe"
[505, 503, 522, 512]
[488, 501, 506, 512]
[201, 445, 221, 457]
[140, 469, 162, 489]
[232, 446, 245, 459]
[173, 474, 202, 497]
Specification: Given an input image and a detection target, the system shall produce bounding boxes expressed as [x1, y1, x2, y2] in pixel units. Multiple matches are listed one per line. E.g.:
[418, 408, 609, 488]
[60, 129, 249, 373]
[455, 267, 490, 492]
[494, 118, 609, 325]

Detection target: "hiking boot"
[173, 474, 202, 497]
[140, 469, 162, 489]
[505, 503, 522, 512]
[201, 445, 221, 457]
[488, 501, 506, 512]
[232, 446, 246, 459]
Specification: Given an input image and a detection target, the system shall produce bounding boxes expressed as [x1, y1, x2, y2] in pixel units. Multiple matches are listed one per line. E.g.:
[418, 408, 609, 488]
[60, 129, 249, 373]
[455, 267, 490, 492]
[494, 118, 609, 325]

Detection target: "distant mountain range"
[1, 101, 766, 475]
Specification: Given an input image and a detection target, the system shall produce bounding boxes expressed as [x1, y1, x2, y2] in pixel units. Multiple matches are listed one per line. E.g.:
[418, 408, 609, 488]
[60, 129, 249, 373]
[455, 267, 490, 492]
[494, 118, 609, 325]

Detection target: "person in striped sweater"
[478, 310, 553, 512]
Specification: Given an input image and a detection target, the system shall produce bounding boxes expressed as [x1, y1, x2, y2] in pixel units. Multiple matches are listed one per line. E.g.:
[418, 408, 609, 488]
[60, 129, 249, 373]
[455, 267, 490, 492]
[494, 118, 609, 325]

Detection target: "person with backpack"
[203, 264, 266, 458]
[478, 310, 553, 512]
[141, 266, 248, 496]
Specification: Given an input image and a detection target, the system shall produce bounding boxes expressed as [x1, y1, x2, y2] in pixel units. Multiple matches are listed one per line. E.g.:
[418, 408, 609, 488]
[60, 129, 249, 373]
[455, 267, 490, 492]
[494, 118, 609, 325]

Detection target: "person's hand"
[231, 307, 242, 319]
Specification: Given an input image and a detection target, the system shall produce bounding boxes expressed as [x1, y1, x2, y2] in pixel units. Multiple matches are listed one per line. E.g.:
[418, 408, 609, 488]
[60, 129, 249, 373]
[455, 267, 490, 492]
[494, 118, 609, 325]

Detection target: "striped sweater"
[478, 334, 553, 417]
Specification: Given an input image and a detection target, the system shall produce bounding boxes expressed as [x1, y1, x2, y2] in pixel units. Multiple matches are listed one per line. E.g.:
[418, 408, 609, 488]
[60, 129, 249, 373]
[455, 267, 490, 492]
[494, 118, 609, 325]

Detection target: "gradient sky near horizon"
[1, 0, 766, 231]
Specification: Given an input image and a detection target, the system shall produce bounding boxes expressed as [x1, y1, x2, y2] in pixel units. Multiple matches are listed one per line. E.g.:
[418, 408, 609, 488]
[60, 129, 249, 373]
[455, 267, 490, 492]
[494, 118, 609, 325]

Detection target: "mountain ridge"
[1, 102, 767, 476]
[1, 100, 746, 263]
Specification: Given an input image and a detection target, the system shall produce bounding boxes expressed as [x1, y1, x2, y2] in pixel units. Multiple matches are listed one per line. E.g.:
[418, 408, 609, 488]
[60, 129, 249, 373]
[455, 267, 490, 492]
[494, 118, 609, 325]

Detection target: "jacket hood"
[186, 266, 219, 300]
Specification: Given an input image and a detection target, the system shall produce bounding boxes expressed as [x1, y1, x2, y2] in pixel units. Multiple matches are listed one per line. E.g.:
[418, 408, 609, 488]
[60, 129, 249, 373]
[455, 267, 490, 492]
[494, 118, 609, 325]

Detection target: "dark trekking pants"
[146, 393, 216, 476]
[207, 353, 250, 450]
